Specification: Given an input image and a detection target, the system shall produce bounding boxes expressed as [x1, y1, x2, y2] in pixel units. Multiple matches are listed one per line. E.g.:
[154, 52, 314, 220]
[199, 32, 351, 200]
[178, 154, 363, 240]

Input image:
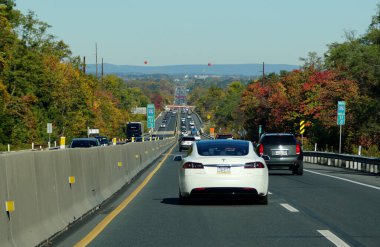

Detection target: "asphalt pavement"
[54, 143, 380, 247]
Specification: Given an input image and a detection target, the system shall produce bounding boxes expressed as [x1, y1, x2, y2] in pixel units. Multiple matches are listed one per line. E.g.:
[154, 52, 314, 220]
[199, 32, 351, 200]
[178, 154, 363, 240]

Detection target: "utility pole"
[83, 56, 86, 74]
[95, 43, 98, 78]
[262, 62, 265, 86]
[101, 58, 104, 78]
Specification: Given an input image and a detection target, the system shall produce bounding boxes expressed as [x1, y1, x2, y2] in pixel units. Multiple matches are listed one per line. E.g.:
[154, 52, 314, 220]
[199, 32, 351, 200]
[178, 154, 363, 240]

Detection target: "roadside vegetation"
[189, 4, 380, 156]
[1, 1, 379, 156]
[0, 1, 173, 149]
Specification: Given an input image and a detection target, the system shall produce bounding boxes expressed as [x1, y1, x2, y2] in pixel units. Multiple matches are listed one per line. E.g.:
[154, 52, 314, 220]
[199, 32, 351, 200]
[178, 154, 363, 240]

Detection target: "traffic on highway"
[48, 88, 380, 247]
[2, 2, 380, 247]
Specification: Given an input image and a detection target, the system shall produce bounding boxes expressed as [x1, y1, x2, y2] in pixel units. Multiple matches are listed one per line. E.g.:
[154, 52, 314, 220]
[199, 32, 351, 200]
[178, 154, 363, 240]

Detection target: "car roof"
[182, 136, 195, 140]
[197, 139, 247, 144]
[261, 133, 294, 136]
[71, 137, 99, 141]
[194, 140, 251, 156]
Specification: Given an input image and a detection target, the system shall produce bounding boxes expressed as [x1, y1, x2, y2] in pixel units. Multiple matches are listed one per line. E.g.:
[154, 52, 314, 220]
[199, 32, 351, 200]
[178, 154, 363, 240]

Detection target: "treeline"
[189, 4, 380, 156]
[0, 1, 172, 148]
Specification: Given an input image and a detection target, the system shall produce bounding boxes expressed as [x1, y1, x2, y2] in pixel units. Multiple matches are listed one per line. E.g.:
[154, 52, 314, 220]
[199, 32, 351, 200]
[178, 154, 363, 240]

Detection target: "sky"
[15, 0, 380, 66]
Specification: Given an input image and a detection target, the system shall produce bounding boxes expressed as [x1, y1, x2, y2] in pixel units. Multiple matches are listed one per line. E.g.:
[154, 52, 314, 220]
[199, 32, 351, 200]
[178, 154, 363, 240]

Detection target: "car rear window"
[260, 135, 296, 145]
[71, 140, 98, 148]
[196, 141, 249, 156]
[182, 137, 195, 141]
[216, 134, 233, 139]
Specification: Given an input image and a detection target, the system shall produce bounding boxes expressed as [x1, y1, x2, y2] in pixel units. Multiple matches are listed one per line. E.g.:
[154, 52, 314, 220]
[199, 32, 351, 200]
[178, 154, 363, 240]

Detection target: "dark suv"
[257, 133, 303, 175]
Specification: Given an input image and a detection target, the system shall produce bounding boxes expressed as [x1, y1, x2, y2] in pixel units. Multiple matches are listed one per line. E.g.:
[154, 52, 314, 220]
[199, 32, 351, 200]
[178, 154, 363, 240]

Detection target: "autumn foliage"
[240, 67, 361, 151]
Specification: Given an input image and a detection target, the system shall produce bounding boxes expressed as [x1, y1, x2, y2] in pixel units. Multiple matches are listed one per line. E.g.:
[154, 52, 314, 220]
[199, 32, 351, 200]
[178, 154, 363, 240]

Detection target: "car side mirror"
[261, 155, 270, 161]
[173, 155, 183, 161]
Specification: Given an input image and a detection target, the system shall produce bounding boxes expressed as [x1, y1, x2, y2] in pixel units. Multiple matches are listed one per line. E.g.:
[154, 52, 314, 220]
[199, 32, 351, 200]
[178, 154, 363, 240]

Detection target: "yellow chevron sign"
[300, 120, 305, 134]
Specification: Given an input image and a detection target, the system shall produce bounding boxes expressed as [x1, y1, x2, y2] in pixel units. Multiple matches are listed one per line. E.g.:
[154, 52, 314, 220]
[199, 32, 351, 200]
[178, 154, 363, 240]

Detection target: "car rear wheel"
[257, 194, 268, 205]
[295, 163, 303, 175]
[179, 191, 190, 205]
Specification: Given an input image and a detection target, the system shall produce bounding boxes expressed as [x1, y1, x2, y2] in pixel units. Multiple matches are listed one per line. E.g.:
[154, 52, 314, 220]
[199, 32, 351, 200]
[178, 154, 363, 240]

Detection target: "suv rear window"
[260, 135, 296, 145]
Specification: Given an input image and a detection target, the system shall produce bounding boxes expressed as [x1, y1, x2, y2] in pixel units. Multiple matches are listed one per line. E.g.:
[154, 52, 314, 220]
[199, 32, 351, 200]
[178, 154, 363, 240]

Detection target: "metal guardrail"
[303, 151, 380, 174]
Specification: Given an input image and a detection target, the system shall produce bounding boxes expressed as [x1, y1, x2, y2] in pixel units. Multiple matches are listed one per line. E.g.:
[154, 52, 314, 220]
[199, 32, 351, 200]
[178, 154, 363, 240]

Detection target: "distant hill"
[86, 63, 299, 76]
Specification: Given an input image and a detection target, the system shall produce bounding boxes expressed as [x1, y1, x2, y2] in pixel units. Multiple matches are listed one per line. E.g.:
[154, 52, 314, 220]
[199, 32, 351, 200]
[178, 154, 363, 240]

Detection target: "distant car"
[189, 120, 195, 126]
[257, 133, 303, 175]
[215, 134, 234, 140]
[94, 136, 109, 146]
[160, 123, 166, 128]
[69, 138, 100, 148]
[194, 135, 201, 141]
[181, 131, 188, 136]
[174, 140, 269, 204]
[179, 136, 196, 152]
[187, 115, 191, 119]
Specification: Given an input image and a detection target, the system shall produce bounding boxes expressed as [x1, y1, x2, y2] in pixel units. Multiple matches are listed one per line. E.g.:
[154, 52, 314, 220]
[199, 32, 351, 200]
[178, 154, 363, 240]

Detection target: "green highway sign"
[337, 101, 346, 125]
[147, 104, 155, 128]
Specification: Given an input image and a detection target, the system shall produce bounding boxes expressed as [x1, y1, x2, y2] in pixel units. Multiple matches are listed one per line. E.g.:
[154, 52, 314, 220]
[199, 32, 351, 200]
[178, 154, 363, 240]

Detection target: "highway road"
[54, 143, 380, 247]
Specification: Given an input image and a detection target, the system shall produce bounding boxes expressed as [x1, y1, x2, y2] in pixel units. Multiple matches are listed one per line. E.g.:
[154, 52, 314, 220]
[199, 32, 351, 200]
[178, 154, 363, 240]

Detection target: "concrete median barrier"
[0, 155, 13, 247]
[0, 138, 175, 246]
[4, 152, 42, 247]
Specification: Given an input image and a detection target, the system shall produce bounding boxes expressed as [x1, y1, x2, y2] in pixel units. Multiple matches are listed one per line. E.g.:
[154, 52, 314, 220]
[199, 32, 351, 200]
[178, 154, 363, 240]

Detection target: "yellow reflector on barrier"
[69, 176, 75, 184]
[60, 136, 66, 149]
[118, 162, 123, 167]
[5, 201, 15, 212]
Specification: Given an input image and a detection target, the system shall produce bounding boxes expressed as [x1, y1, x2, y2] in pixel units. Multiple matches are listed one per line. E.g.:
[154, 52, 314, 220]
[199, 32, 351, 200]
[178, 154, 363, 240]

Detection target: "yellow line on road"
[74, 144, 176, 247]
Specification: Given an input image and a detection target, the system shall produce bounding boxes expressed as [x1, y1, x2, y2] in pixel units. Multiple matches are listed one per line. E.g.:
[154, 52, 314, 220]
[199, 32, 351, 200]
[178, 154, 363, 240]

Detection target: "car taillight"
[244, 162, 265, 168]
[296, 143, 301, 155]
[259, 144, 264, 156]
[183, 162, 204, 169]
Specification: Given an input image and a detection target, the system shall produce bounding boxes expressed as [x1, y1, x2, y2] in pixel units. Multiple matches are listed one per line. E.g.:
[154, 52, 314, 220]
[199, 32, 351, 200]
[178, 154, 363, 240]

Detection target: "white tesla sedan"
[174, 140, 269, 204]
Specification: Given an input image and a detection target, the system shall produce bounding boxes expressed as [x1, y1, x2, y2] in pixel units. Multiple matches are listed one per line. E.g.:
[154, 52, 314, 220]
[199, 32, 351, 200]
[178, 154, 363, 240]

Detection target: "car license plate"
[273, 150, 287, 156]
[217, 166, 231, 174]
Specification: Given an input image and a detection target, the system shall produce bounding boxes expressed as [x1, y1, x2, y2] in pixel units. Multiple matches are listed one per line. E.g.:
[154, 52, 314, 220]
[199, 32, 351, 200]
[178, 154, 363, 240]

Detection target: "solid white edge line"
[304, 169, 380, 191]
[280, 203, 299, 212]
[317, 230, 350, 247]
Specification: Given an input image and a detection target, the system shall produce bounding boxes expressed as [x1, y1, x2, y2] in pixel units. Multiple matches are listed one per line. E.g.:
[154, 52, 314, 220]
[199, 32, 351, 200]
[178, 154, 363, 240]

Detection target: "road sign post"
[47, 123, 52, 148]
[337, 101, 346, 154]
[147, 104, 155, 129]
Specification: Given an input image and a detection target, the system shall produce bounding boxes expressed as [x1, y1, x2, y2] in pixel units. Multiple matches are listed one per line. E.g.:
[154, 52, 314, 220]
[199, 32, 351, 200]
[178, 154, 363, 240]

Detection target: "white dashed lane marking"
[280, 203, 299, 212]
[317, 230, 350, 247]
